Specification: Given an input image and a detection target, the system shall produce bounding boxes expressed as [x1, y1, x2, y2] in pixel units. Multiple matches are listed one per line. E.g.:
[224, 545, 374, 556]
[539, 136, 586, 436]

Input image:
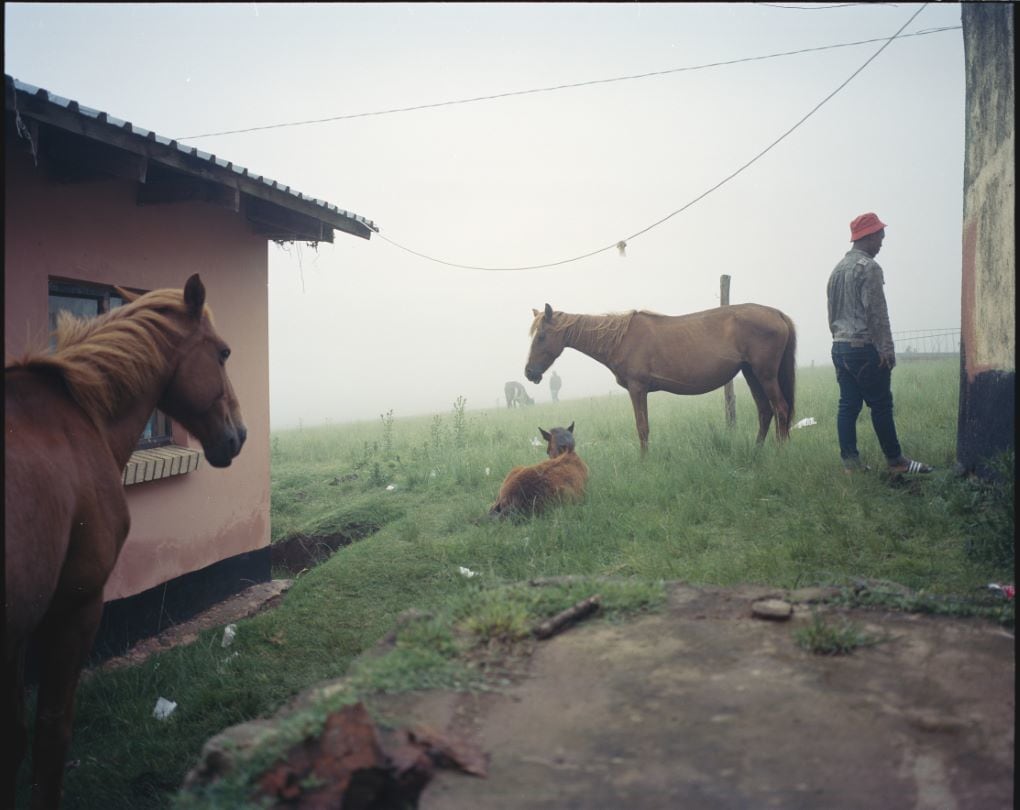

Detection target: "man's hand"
[879, 351, 896, 369]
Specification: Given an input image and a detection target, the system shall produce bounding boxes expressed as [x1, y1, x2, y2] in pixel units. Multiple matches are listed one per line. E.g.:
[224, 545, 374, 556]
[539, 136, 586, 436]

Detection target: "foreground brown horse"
[504, 380, 534, 408]
[4, 274, 246, 809]
[489, 422, 589, 519]
[524, 303, 796, 454]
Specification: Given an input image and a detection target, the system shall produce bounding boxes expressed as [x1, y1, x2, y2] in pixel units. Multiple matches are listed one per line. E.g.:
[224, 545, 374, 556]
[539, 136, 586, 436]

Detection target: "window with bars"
[48, 278, 174, 449]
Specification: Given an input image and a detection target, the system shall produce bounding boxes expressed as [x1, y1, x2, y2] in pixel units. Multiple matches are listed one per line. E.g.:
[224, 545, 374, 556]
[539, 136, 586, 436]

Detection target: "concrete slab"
[367, 585, 1014, 809]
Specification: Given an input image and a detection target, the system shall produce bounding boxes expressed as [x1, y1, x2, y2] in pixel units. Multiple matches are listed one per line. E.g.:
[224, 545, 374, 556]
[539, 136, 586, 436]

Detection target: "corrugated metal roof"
[5, 75, 379, 238]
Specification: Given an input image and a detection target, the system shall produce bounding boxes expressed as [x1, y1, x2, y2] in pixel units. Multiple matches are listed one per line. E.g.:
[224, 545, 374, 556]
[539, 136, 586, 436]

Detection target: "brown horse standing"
[524, 303, 796, 454]
[489, 422, 589, 519]
[4, 274, 246, 809]
[504, 380, 534, 408]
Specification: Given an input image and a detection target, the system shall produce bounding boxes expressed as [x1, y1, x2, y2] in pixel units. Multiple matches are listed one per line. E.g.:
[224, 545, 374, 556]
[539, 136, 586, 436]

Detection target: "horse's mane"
[531, 310, 638, 355]
[7, 289, 206, 423]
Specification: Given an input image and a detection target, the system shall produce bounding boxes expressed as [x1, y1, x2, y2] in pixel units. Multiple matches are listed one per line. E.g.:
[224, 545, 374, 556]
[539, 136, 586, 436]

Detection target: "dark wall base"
[957, 366, 1016, 477]
[86, 546, 271, 667]
[24, 547, 270, 684]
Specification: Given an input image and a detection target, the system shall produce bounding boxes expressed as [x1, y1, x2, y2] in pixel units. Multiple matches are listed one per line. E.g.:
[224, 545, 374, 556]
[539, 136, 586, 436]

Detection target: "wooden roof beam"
[40, 125, 147, 184]
[138, 167, 239, 211]
[245, 196, 334, 244]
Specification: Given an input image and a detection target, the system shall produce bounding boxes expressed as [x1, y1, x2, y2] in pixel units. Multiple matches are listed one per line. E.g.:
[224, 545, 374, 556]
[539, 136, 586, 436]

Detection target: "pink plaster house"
[4, 75, 377, 659]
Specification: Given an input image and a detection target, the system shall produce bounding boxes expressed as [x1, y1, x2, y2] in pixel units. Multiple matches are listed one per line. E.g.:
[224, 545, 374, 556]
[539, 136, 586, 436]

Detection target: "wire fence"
[893, 328, 961, 358]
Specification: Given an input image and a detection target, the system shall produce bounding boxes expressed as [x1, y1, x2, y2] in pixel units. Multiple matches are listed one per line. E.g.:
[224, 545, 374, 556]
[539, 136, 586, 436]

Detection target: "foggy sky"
[4, 3, 966, 428]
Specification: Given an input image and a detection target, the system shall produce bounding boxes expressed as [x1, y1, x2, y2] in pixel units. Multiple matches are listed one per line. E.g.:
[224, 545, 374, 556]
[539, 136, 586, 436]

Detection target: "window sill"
[123, 445, 201, 486]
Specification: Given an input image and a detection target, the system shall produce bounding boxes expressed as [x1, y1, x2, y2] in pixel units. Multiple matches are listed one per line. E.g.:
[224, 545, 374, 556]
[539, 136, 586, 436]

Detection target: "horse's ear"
[567, 422, 575, 434]
[184, 274, 206, 319]
[114, 285, 141, 303]
[544, 303, 553, 322]
[532, 308, 541, 318]
[539, 427, 551, 441]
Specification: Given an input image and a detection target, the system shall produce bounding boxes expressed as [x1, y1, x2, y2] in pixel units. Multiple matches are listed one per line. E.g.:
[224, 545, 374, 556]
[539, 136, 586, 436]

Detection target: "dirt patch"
[367, 584, 1015, 810]
[174, 582, 1014, 808]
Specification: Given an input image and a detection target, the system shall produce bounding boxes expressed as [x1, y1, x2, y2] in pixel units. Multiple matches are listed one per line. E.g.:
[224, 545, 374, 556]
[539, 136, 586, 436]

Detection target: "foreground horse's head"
[154, 274, 247, 467]
[540, 422, 576, 458]
[525, 304, 565, 384]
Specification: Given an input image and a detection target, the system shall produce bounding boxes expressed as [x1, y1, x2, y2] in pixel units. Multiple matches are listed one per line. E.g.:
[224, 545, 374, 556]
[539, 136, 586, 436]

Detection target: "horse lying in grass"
[489, 423, 588, 519]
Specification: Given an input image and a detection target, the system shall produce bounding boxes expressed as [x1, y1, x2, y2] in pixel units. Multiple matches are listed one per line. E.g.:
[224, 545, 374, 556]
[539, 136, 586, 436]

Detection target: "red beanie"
[850, 212, 887, 241]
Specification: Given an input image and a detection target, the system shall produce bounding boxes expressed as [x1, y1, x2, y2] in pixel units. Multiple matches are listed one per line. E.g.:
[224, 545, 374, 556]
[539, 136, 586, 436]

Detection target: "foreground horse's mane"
[7, 289, 209, 424]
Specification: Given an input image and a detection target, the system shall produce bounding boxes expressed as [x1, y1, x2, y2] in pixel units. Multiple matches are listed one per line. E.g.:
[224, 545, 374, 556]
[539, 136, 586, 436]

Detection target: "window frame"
[48, 277, 174, 450]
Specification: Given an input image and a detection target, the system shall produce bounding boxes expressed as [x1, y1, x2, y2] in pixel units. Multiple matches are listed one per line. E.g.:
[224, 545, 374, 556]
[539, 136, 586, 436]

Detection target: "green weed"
[458, 592, 532, 642]
[452, 395, 468, 449]
[794, 611, 884, 655]
[379, 408, 395, 456]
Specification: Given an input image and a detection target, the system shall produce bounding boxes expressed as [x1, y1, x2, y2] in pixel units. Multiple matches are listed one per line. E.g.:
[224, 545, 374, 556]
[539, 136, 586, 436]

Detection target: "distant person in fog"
[549, 370, 562, 402]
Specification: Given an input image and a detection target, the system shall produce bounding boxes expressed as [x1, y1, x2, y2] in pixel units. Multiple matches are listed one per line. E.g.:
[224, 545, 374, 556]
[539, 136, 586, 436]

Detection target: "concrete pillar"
[957, 4, 1015, 476]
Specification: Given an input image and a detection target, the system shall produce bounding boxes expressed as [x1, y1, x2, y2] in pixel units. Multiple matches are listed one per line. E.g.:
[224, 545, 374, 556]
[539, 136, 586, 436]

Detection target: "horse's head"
[158, 275, 247, 468]
[525, 304, 565, 384]
[539, 422, 575, 458]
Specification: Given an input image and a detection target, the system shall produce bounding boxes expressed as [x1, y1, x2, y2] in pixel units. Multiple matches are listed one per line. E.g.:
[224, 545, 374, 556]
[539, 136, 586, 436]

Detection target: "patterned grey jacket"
[826, 248, 895, 359]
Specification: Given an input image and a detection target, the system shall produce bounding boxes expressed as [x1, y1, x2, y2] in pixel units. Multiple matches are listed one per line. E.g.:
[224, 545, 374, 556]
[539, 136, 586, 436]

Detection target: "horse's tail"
[778, 312, 797, 425]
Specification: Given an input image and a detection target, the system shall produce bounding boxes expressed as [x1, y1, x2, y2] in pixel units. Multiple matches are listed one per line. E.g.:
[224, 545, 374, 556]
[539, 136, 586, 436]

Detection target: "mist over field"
[4, 3, 966, 428]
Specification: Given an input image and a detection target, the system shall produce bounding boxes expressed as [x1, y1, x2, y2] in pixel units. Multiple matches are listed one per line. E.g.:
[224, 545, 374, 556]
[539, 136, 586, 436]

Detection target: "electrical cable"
[759, 3, 885, 10]
[378, 4, 931, 272]
[177, 24, 955, 141]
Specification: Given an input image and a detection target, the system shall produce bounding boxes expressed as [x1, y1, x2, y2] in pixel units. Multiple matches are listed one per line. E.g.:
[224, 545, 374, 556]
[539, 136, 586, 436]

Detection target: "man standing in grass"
[550, 370, 562, 402]
[826, 212, 934, 475]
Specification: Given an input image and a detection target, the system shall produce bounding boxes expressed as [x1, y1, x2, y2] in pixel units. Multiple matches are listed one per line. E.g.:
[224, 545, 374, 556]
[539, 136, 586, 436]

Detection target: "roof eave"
[5, 75, 378, 242]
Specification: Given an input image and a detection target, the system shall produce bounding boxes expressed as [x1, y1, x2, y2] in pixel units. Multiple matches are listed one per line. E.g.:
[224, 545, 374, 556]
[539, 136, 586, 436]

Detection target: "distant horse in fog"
[504, 380, 534, 408]
[489, 422, 588, 519]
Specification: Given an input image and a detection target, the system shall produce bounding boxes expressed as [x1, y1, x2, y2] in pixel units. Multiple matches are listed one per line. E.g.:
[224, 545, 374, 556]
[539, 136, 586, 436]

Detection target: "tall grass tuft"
[794, 611, 884, 655]
[950, 449, 1014, 568]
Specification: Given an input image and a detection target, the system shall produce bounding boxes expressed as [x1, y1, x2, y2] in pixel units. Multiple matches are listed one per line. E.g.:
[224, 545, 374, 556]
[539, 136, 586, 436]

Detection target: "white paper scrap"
[153, 697, 178, 720]
[221, 624, 237, 648]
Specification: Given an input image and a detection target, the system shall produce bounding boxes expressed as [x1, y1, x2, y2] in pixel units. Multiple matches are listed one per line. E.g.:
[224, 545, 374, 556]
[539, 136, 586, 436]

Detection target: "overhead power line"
[178, 24, 957, 141]
[760, 3, 887, 9]
[378, 3, 931, 272]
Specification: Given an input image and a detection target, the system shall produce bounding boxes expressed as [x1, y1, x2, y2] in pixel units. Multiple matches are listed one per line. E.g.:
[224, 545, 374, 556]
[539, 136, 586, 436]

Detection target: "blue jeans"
[831, 342, 902, 463]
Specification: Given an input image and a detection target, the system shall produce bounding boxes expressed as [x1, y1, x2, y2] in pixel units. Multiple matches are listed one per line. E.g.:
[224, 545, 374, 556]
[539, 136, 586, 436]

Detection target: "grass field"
[21, 360, 1014, 809]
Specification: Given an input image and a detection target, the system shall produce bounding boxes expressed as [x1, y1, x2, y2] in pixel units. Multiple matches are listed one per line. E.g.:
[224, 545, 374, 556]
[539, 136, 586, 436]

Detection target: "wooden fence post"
[721, 275, 736, 427]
